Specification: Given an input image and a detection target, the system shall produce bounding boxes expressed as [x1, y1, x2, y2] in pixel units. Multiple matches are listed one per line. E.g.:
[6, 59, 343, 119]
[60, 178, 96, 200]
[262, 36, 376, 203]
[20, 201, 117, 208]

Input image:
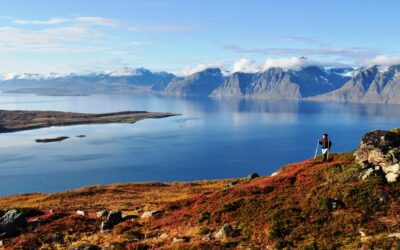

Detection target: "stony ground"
[0, 152, 399, 249]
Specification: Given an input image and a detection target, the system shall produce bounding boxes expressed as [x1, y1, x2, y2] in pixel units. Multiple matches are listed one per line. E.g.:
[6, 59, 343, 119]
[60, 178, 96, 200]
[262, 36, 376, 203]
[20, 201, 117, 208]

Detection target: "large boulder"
[140, 210, 164, 219]
[355, 130, 400, 182]
[214, 223, 234, 239]
[106, 210, 122, 224]
[0, 209, 27, 238]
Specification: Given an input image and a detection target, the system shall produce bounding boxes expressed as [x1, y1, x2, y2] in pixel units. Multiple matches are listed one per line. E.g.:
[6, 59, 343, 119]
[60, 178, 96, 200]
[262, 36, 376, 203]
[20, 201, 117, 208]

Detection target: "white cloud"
[262, 57, 319, 70]
[75, 16, 122, 27]
[223, 44, 380, 62]
[231, 58, 260, 73]
[231, 57, 324, 73]
[366, 55, 400, 67]
[0, 26, 103, 53]
[182, 63, 223, 76]
[2, 72, 18, 80]
[14, 18, 68, 25]
[13, 16, 122, 27]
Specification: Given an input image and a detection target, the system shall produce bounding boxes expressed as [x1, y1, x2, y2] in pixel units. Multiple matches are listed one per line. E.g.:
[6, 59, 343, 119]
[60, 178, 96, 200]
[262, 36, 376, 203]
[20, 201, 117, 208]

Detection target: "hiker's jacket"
[319, 138, 332, 149]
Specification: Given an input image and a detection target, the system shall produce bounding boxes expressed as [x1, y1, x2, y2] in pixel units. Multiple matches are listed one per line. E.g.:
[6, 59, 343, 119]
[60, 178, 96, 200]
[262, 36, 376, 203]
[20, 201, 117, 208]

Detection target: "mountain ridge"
[1, 64, 400, 103]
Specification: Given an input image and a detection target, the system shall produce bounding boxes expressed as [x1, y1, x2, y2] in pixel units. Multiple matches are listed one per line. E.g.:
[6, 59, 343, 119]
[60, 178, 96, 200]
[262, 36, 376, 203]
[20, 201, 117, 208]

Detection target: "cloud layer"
[366, 55, 400, 67]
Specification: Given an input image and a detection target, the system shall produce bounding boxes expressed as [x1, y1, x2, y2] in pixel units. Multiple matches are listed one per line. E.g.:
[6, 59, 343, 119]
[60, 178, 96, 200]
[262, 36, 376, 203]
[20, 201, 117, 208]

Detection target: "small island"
[0, 110, 179, 133]
[35, 136, 70, 143]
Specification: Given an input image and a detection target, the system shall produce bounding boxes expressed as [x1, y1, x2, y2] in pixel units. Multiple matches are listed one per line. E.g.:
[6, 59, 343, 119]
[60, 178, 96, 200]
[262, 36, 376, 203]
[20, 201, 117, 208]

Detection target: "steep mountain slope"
[289, 66, 351, 97]
[309, 65, 400, 104]
[211, 66, 351, 99]
[164, 68, 225, 97]
[245, 67, 300, 99]
[210, 72, 256, 97]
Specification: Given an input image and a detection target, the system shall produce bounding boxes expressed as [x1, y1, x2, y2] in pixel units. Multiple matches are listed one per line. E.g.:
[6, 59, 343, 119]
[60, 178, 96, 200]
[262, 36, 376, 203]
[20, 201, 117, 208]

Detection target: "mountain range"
[1, 64, 400, 104]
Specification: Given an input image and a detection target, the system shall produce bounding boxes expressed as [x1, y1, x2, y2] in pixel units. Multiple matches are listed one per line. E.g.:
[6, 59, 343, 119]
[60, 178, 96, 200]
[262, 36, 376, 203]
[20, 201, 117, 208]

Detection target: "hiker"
[319, 133, 332, 162]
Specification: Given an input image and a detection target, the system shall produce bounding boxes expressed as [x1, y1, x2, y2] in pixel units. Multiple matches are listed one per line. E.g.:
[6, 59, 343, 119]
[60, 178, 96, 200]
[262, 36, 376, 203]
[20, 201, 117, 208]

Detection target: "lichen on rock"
[354, 130, 400, 182]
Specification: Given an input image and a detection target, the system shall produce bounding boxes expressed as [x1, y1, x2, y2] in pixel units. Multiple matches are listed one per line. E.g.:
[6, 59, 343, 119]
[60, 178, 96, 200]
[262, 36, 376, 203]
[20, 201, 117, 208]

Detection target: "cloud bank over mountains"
[181, 54, 400, 76]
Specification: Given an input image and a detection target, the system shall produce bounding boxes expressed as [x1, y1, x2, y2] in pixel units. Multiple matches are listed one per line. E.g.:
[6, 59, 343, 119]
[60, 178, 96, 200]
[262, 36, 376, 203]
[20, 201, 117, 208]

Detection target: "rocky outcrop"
[355, 130, 400, 182]
[246, 172, 260, 180]
[0, 209, 27, 238]
[100, 210, 123, 232]
[141, 210, 164, 219]
[96, 210, 108, 218]
[214, 223, 234, 239]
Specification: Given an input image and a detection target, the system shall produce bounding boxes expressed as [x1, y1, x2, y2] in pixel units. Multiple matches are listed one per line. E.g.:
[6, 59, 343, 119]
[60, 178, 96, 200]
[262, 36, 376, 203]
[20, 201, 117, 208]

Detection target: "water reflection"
[0, 93, 400, 196]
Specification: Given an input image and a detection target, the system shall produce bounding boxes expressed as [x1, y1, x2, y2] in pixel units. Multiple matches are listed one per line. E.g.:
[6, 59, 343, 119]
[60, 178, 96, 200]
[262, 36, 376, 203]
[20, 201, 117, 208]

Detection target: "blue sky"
[1, 0, 400, 76]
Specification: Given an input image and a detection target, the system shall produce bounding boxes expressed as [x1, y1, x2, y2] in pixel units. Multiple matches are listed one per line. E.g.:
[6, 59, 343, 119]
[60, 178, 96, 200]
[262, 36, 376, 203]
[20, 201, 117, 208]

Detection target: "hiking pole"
[314, 140, 319, 159]
[327, 148, 330, 161]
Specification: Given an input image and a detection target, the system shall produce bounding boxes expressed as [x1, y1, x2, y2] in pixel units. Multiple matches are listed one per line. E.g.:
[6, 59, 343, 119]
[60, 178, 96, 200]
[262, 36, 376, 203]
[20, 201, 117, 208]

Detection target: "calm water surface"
[1, 93, 399, 196]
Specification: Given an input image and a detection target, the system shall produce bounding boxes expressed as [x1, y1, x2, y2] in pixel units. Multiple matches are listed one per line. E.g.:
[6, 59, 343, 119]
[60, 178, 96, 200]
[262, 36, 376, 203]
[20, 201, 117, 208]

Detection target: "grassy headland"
[0, 110, 178, 133]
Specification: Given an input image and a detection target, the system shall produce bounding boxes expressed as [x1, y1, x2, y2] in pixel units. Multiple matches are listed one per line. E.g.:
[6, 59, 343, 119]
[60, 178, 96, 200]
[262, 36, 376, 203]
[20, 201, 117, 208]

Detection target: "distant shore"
[0, 110, 179, 133]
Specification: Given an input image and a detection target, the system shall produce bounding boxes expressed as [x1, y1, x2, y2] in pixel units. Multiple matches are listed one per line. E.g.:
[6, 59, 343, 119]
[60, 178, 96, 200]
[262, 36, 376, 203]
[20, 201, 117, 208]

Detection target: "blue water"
[0, 93, 399, 196]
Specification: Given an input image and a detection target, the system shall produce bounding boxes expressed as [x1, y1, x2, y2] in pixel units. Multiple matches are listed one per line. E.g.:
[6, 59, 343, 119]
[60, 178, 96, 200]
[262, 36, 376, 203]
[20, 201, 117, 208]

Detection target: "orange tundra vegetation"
[0, 152, 399, 249]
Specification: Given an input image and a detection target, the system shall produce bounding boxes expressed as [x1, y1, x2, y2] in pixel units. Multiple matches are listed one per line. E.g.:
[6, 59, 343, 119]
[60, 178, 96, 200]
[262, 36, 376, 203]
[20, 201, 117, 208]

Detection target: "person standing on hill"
[319, 133, 332, 162]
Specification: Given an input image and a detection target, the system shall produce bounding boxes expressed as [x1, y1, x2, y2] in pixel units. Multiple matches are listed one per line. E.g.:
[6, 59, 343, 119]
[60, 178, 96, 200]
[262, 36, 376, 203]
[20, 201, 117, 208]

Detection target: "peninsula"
[0, 110, 178, 133]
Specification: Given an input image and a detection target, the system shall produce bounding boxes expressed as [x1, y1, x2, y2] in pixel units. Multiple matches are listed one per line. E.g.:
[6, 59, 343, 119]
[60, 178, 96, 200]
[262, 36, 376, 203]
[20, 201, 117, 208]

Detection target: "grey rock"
[76, 210, 87, 216]
[100, 220, 114, 232]
[0, 209, 27, 238]
[159, 233, 168, 239]
[96, 210, 109, 218]
[355, 130, 400, 182]
[246, 172, 260, 180]
[107, 210, 122, 224]
[172, 236, 190, 243]
[386, 172, 399, 182]
[361, 168, 374, 180]
[201, 235, 213, 241]
[172, 237, 185, 243]
[215, 223, 234, 239]
[140, 210, 164, 219]
[387, 232, 400, 239]
[228, 179, 239, 187]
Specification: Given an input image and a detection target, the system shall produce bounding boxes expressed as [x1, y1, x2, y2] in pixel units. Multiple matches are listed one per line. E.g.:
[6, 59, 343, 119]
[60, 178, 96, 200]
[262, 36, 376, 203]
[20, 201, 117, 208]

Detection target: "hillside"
[0, 130, 399, 249]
